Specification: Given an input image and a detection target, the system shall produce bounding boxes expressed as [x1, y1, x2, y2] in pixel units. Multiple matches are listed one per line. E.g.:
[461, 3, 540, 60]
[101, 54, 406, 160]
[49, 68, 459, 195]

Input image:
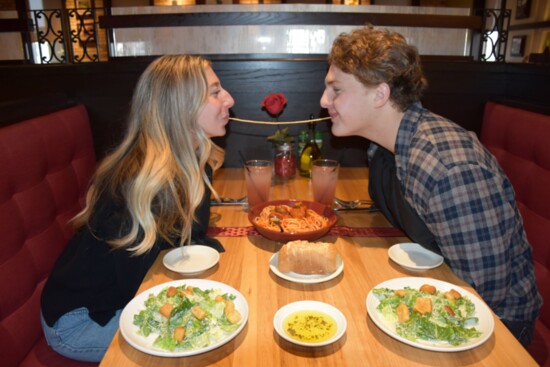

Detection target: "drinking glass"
[311, 159, 339, 207]
[244, 160, 273, 209]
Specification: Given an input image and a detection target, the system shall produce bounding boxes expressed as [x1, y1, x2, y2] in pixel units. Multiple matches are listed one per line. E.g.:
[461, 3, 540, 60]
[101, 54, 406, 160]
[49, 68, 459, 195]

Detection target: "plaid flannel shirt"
[368, 102, 541, 323]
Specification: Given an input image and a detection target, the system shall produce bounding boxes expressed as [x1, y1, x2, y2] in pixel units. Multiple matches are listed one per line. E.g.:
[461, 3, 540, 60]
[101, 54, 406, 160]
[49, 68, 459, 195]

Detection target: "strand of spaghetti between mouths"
[228, 117, 332, 125]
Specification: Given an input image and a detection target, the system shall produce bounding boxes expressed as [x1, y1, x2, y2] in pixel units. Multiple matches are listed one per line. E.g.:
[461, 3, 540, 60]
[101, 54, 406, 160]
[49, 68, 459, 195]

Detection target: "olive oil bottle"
[299, 115, 321, 177]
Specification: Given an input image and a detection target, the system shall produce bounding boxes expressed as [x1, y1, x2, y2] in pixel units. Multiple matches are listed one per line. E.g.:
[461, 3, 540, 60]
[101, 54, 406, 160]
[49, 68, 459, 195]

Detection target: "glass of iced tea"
[311, 159, 339, 207]
[244, 160, 273, 209]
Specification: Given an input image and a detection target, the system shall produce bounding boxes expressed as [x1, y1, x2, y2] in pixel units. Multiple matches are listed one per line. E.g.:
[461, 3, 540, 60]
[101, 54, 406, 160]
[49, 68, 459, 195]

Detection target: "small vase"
[274, 142, 296, 179]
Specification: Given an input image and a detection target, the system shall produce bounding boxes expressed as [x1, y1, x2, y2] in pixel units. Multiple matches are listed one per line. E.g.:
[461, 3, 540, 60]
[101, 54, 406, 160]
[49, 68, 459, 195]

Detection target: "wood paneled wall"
[1, 57, 549, 167]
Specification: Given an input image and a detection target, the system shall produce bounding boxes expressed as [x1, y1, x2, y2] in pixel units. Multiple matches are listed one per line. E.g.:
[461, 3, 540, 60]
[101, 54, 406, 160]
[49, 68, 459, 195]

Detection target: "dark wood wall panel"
[1, 59, 549, 168]
[421, 62, 507, 134]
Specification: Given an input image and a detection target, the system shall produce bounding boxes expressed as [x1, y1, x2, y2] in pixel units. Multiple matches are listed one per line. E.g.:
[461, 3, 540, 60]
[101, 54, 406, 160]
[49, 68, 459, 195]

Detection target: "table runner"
[207, 225, 405, 237]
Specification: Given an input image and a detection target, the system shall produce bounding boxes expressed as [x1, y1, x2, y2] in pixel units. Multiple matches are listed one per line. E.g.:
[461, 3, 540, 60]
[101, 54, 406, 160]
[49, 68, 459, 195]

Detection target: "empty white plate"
[163, 245, 220, 275]
[388, 243, 444, 271]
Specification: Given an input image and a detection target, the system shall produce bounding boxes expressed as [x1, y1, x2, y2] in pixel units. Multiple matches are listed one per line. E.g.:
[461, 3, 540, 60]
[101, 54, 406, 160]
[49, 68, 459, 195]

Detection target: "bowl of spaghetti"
[248, 200, 337, 242]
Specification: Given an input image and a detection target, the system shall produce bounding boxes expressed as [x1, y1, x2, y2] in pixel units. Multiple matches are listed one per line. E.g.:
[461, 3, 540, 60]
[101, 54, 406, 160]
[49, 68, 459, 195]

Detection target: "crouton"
[215, 297, 239, 321]
[223, 299, 236, 316]
[394, 289, 406, 298]
[191, 305, 206, 320]
[159, 303, 174, 318]
[396, 303, 410, 323]
[413, 297, 432, 315]
[419, 284, 436, 294]
[226, 309, 242, 324]
[444, 289, 462, 301]
[173, 326, 186, 341]
[166, 286, 178, 297]
[443, 305, 456, 316]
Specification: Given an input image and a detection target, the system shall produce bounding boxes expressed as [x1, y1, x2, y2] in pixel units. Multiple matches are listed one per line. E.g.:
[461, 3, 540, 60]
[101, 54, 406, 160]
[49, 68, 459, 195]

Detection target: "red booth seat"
[481, 101, 550, 366]
[0, 105, 97, 367]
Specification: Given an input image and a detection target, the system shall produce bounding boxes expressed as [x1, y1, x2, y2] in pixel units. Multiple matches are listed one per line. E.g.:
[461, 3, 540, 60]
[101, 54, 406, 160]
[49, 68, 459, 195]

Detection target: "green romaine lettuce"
[133, 284, 242, 352]
[373, 285, 481, 346]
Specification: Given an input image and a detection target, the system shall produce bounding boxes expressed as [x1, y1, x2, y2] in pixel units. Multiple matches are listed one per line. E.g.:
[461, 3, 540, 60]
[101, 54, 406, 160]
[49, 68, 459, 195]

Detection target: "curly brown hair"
[328, 25, 428, 111]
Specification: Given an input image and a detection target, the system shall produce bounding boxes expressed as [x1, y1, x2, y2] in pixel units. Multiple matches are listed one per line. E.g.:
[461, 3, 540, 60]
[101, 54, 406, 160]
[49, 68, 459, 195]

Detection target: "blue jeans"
[40, 307, 122, 363]
[502, 318, 535, 349]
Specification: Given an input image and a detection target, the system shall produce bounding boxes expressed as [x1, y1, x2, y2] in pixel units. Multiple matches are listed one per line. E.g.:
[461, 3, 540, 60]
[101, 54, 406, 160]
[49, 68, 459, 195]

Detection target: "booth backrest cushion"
[481, 101, 550, 366]
[0, 105, 97, 367]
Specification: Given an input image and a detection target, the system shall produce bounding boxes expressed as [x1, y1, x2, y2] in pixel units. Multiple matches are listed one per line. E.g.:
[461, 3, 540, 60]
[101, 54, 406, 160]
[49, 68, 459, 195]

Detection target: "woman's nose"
[224, 90, 235, 108]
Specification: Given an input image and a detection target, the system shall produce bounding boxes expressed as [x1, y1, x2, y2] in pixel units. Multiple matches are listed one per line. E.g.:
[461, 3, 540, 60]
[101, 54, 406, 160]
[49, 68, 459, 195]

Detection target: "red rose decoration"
[261, 93, 287, 117]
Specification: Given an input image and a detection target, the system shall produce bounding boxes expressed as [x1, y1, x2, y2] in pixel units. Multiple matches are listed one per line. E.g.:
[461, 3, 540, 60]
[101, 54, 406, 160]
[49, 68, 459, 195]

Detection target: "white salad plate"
[163, 245, 220, 275]
[119, 279, 249, 357]
[366, 277, 494, 352]
[269, 252, 344, 284]
[273, 300, 347, 347]
[388, 243, 444, 271]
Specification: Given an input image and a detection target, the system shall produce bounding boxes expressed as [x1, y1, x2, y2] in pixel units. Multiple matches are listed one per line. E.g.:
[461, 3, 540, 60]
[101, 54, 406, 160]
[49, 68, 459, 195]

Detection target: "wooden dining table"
[99, 167, 538, 367]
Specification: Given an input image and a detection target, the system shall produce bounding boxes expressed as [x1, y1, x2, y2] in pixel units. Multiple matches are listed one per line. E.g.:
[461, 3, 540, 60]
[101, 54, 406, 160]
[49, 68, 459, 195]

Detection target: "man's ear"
[373, 83, 391, 108]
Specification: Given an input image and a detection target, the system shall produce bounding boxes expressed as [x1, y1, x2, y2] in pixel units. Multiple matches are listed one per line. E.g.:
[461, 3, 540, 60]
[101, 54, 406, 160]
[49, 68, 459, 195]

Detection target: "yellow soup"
[283, 310, 337, 343]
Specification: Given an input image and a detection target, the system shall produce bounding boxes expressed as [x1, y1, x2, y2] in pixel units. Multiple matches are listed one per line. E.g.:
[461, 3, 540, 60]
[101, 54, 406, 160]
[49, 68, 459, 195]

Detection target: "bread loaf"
[278, 240, 339, 275]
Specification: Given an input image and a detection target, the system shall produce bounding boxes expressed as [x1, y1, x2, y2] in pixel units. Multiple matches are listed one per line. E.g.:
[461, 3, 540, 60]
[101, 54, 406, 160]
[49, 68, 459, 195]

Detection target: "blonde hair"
[74, 55, 224, 255]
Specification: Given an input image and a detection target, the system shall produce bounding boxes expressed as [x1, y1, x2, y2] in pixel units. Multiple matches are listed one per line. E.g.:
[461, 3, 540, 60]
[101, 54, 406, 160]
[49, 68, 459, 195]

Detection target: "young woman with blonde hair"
[40, 55, 234, 362]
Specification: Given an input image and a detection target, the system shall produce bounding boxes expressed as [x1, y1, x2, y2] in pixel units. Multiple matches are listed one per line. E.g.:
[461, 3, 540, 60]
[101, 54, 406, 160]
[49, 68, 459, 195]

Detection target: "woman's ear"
[373, 83, 391, 108]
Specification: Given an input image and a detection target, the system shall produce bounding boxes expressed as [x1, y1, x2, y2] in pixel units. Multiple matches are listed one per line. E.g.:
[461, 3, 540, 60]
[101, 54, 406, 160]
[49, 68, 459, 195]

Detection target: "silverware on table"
[211, 196, 247, 206]
[333, 197, 378, 211]
[211, 196, 377, 210]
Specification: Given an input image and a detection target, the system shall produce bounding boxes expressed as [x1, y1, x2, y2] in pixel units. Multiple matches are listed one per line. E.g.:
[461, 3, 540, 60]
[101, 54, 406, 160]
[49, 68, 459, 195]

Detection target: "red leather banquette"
[481, 101, 550, 366]
[0, 105, 97, 367]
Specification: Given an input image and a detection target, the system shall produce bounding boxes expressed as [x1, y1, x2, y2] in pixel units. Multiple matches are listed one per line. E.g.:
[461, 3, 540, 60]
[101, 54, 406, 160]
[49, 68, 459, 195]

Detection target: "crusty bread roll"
[278, 240, 339, 275]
